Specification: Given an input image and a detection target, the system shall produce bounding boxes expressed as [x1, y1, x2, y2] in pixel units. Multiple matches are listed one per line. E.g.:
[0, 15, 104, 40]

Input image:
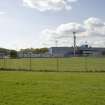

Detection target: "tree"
[10, 50, 17, 58]
[39, 48, 48, 53]
[0, 48, 10, 55]
[20, 48, 48, 54]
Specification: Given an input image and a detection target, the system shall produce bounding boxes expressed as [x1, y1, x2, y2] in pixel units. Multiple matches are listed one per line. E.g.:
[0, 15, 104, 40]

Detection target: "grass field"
[0, 57, 105, 72]
[0, 72, 105, 105]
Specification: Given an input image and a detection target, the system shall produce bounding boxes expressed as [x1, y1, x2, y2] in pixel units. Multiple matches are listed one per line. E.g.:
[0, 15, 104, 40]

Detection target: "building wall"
[18, 47, 105, 58]
[49, 47, 74, 57]
[49, 47, 105, 57]
[0, 53, 10, 59]
[18, 52, 51, 58]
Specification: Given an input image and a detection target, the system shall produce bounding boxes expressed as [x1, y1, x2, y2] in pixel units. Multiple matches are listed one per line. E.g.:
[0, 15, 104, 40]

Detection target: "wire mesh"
[0, 56, 105, 72]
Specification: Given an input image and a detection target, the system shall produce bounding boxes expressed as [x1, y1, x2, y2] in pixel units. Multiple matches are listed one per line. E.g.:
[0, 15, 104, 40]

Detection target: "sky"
[0, 0, 105, 50]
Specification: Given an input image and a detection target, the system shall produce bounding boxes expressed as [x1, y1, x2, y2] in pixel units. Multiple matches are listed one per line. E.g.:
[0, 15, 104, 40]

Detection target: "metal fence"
[0, 56, 105, 72]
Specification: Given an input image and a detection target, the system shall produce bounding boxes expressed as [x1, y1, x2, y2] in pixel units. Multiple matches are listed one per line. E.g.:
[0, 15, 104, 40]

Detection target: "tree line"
[20, 48, 48, 54]
[0, 48, 49, 58]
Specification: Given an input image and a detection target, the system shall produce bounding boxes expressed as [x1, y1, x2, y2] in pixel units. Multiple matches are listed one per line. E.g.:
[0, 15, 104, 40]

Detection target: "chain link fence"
[0, 56, 105, 72]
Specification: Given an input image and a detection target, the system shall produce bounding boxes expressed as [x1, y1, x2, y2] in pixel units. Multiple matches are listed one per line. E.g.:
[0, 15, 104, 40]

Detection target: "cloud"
[23, 0, 78, 11]
[84, 17, 105, 38]
[57, 23, 86, 35]
[40, 17, 105, 47]
[84, 17, 105, 29]
[41, 22, 86, 40]
[0, 11, 6, 15]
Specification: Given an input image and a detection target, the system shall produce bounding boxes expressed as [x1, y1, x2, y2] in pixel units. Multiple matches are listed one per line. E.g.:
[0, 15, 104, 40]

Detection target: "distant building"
[0, 48, 10, 58]
[49, 45, 105, 57]
[17, 45, 105, 58]
[0, 53, 5, 58]
[49, 47, 77, 57]
[79, 47, 105, 56]
[0, 53, 10, 59]
[18, 51, 51, 58]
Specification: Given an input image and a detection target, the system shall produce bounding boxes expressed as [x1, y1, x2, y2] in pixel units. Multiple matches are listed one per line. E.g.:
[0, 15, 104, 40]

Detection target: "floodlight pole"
[73, 32, 76, 57]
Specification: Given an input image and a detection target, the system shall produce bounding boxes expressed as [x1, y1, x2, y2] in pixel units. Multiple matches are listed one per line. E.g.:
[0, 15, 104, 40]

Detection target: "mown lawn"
[0, 57, 105, 72]
[0, 72, 105, 105]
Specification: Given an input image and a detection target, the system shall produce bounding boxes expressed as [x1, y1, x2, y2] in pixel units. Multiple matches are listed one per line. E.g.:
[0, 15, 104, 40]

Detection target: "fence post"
[84, 54, 88, 72]
[56, 57, 59, 72]
[2, 55, 6, 69]
[55, 40, 59, 72]
[29, 52, 32, 71]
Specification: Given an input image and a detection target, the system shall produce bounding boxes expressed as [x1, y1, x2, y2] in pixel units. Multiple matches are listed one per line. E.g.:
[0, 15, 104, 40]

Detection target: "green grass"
[0, 57, 105, 105]
[0, 57, 105, 72]
[0, 72, 105, 105]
